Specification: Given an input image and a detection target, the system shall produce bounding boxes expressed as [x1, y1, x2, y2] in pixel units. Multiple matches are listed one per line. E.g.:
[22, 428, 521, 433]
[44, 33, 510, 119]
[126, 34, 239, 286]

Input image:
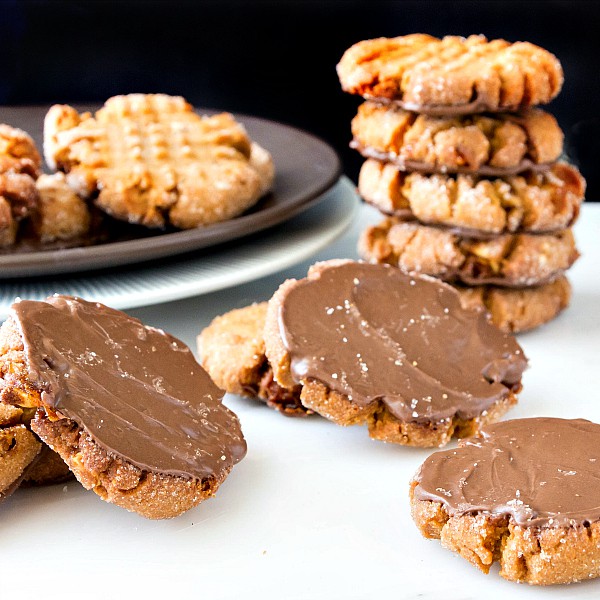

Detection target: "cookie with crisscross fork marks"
[44, 94, 274, 229]
[337, 34, 563, 114]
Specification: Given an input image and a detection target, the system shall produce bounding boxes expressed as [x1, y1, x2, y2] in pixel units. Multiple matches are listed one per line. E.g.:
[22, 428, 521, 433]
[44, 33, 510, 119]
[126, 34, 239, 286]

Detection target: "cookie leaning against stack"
[337, 34, 586, 332]
[199, 260, 527, 447]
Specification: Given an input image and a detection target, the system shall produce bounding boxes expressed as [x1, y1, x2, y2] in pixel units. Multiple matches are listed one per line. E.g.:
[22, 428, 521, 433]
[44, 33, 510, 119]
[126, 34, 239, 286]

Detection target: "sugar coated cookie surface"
[358, 160, 584, 236]
[352, 103, 564, 175]
[359, 218, 578, 287]
[43, 94, 274, 229]
[264, 260, 526, 446]
[337, 34, 563, 113]
[411, 417, 600, 584]
[0, 295, 246, 518]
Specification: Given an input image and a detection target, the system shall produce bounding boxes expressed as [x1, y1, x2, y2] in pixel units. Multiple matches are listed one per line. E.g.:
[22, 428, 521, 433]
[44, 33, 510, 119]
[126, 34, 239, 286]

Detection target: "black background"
[1, 0, 598, 199]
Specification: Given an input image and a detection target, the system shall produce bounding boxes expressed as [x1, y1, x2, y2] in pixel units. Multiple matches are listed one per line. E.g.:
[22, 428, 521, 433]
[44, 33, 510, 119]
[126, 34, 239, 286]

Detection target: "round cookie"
[0, 124, 42, 178]
[352, 103, 563, 176]
[198, 303, 308, 417]
[411, 418, 600, 585]
[358, 160, 584, 236]
[453, 276, 571, 333]
[359, 218, 578, 287]
[263, 260, 526, 447]
[337, 34, 563, 114]
[43, 94, 275, 229]
[0, 295, 246, 519]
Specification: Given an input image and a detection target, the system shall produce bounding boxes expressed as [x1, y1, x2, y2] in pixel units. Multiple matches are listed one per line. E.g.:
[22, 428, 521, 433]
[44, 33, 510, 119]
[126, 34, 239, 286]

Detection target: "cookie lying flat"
[0, 124, 42, 178]
[358, 160, 584, 236]
[337, 34, 563, 114]
[0, 295, 246, 519]
[352, 103, 563, 175]
[198, 303, 308, 417]
[359, 218, 578, 287]
[411, 418, 600, 585]
[263, 261, 526, 447]
[44, 94, 274, 229]
[453, 276, 571, 333]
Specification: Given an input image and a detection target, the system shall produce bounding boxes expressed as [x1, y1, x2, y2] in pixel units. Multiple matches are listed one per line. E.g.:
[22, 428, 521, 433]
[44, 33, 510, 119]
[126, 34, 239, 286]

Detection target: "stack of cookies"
[337, 34, 586, 332]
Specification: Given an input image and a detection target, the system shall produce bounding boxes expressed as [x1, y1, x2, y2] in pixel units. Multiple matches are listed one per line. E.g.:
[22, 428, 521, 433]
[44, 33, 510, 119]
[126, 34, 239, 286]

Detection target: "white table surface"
[4, 202, 600, 599]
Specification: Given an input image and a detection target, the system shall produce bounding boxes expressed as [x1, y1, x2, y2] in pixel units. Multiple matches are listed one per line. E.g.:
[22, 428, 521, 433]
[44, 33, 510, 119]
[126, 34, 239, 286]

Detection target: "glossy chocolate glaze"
[413, 418, 600, 528]
[12, 296, 246, 479]
[278, 262, 526, 422]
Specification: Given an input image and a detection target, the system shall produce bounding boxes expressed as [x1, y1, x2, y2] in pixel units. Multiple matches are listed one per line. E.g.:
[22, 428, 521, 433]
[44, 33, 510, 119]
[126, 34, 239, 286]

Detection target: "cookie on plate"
[452, 276, 571, 333]
[262, 260, 526, 447]
[0, 124, 42, 178]
[358, 159, 584, 236]
[198, 302, 308, 417]
[411, 417, 600, 585]
[44, 94, 275, 229]
[0, 295, 246, 519]
[352, 103, 563, 175]
[359, 218, 578, 287]
[337, 34, 563, 113]
[0, 171, 39, 247]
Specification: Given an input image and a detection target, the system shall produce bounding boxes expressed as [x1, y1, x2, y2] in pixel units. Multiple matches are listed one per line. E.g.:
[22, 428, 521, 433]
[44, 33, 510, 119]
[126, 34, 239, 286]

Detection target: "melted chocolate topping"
[413, 418, 600, 528]
[11, 296, 246, 479]
[277, 262, 526, 422]
[351, 140, 551, 177]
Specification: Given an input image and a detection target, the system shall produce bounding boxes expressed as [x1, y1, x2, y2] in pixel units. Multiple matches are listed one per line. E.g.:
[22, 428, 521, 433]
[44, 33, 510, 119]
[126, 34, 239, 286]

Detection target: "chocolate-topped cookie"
[0, 295, 246, 519]
[411, 417, 600, 585]
[263, 260, 526, 446]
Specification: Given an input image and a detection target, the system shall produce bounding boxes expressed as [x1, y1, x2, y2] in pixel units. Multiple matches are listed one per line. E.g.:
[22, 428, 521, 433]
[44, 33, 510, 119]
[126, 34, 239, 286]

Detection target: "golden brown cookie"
[44, 94, 275, 229]
[32, 173, 91, 243]
[358, 160, 584, 236]
[359, 218, 578, 287]
[0, 424, 41, 501]
[453, 276, 571, 333]
[0, 402, 72, 487]
[0, 171, 39, 247]
[337, 34, 563, 113]
[0, 296, 246, 519]
[0, 124, 42, 178]
[263, 260, 526, 447]
[352, 102, 563, 175]
[198, 303, 308, 417]
[411, 418, 600, 585]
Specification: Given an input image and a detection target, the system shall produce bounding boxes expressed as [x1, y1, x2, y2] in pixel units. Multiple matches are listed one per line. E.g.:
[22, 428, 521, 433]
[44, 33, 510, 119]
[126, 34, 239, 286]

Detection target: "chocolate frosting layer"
[350, 141, 551, 177]
[278, 262, 526, 422]
[413, 418, 600, 528]
[11, 296, 246, 479]
[366, 95, 516, 116]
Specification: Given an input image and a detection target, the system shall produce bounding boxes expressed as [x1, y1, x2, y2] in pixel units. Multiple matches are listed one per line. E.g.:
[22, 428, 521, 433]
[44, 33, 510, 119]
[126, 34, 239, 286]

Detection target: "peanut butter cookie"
[358, 160, 584, 236]
[44, 94, 274, 229]
[337, 34, 563, 114]
[359, 218, 578, 287]
[0, 295, 246, 519]
[411, 418, 600, 585]
[453, 276, 571, 333]
[352, 103, 563, 175]
[263, 261, 526, 447]
[198, 303, 308, 417]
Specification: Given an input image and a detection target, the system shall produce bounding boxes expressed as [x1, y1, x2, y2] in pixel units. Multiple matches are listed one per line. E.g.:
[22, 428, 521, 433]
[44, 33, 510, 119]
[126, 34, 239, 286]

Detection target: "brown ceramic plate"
[0, 105, 341, 278]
